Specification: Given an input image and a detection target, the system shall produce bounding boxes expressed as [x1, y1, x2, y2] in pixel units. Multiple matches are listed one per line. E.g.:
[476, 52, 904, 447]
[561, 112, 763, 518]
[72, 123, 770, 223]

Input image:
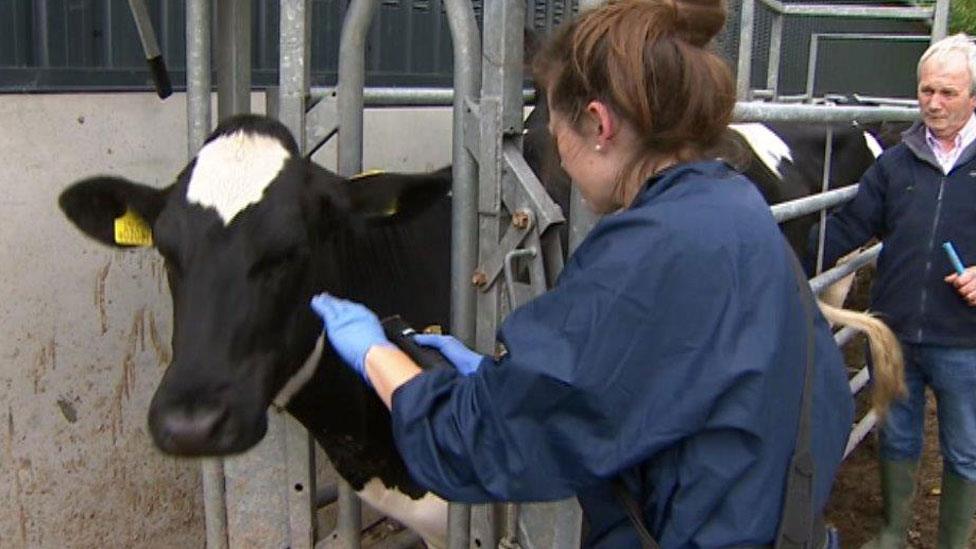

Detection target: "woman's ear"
[585, 100, 616, 149]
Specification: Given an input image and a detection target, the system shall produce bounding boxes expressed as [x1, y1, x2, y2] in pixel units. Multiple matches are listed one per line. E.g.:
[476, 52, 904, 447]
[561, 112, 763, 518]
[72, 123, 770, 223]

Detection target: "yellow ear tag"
[350, 169, 399, 217]
[349, 168, 388, 181]
[114, 208, 153, 247]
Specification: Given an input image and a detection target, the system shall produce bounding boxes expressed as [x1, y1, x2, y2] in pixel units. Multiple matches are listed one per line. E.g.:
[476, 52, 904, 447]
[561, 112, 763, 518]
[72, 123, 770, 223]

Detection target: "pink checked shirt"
[925, 113, 976, 174]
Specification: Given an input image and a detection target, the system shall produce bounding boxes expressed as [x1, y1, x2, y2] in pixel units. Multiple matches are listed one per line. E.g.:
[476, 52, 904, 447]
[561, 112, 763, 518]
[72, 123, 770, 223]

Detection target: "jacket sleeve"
[389, 225, 755, 503]
[805, 159, 888, 275]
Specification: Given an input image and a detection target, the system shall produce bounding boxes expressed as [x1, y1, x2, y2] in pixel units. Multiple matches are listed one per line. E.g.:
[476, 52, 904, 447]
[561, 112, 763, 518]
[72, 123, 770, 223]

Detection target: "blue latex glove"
[310, 293, 393, 385]
[412, 334, 485, 375]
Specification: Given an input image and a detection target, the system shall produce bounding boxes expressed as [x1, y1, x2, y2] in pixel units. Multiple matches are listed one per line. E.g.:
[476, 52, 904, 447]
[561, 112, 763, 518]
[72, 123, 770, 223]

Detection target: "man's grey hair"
[918, 33, 976, 95]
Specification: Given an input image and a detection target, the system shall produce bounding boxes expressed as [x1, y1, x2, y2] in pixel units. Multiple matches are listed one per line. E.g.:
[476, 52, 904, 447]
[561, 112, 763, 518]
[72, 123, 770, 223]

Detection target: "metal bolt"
[471, 271, 488, 287]
[511, 210, 530, 229]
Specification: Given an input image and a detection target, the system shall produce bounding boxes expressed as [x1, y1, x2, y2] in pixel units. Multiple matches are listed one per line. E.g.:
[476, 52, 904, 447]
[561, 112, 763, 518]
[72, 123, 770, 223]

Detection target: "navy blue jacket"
[809, 121, 976, 346]
[392, 161, 853, 547]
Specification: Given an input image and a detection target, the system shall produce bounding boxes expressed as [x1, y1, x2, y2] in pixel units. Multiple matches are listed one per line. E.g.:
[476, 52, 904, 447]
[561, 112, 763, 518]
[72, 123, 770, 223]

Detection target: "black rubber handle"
[147, 55, 173, 99]
[381, 315, 454, 372]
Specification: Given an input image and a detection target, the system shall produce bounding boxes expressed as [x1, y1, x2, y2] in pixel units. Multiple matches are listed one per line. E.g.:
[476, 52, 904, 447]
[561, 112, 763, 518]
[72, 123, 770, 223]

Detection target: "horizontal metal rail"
[734, 102, 918, 123]
[758, 0, 933, 19]
[849, 365, 871, 397]
[310, 86, 537, 107]
[847, 94, 919, 108]
[771, 186, 858, 223]
[296, 89, 923, 127]
[809, 243, 881, 296]
[845, 410, 878, 459]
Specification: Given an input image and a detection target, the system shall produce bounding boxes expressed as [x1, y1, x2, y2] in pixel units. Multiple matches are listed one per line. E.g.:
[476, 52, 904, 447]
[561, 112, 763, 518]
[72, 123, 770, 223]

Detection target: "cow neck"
[280, 201, 451, 497]
[283, 332, 428, 497]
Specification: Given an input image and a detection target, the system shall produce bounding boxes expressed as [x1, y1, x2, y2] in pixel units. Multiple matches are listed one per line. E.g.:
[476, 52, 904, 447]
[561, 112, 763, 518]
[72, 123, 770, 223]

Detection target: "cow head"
[58, 114, 450, 456]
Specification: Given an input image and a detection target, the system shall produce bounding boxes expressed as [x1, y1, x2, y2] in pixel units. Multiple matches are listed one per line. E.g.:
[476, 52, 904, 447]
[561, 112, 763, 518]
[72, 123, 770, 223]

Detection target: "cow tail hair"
[816, 301, 906, 420]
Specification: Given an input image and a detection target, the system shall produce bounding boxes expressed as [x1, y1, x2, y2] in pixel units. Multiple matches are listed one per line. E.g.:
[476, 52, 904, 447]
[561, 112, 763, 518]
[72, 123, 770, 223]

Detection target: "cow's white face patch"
[863, 131, 884, 159]
[187, 132, 291, 224]
[729, 123, 793, 179]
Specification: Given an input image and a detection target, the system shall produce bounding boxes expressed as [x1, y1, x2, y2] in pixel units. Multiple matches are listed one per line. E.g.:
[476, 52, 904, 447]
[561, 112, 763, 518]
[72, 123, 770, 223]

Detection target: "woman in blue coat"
[312, 0, 854, 546]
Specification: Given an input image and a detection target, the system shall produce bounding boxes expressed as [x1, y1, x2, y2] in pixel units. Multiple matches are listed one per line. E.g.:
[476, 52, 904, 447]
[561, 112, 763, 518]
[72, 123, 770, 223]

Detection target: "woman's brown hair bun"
[671, 0, 727, 47]
[533, 0, 735, 207]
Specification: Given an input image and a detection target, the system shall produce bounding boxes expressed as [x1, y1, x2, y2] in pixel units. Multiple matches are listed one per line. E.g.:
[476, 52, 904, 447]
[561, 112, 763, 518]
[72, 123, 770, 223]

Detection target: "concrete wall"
[0, 92, 452, 548]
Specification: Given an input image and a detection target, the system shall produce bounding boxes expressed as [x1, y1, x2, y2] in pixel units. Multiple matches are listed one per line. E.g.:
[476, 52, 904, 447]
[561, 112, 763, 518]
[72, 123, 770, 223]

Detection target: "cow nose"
[154, 404, 229, 454]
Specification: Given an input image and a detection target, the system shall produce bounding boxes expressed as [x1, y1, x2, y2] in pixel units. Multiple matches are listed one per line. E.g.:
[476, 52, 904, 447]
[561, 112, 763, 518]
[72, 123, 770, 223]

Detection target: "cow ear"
[343, 167, 451, 224]
[58, 176, 168, 248]
[309, 163, 451, 224]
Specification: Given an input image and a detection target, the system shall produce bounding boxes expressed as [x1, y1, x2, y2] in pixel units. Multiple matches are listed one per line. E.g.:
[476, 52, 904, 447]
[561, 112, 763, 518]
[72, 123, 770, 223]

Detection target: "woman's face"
[547, 104, 619, 214]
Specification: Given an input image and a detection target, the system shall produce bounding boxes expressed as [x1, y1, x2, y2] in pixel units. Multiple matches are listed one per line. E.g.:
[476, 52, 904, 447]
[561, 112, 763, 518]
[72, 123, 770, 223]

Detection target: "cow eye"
[249, 248, 307, 278]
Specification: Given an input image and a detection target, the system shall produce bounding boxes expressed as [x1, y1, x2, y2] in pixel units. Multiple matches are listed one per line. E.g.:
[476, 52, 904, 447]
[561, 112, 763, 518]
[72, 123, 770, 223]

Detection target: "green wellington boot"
[859, 459, 919, 549]
[936, 469, 976, 549]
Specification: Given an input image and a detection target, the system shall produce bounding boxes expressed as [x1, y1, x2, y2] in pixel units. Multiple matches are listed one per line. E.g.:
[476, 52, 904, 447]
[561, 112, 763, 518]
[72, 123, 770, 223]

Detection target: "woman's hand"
[310, 293, 394, 385]
[945, 266, 976, 307]
[413, 334, 485, 375]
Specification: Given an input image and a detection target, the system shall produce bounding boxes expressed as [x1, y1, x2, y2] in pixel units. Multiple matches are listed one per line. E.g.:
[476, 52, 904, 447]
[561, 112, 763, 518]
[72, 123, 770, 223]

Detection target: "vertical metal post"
[805, 34, 820, 102]
[442, 2, 481, 545]
[931, 0, 950, 43]
[336, 1, 377, 178]
[736, 0, 756, 100]
[568, 0, 607, 253]
[446, 0, 482, 351]
[279, 0, 309, 141]
[475, 2, 533, 546]
[766, 12, 783, 97]
[186, 2, 225, 548]
[476, 0, 525, 354]
[186, 0, 211, 156]
[334, 3, 378, 547]
[278, 3, 317, 547]
[815, 126, 834, 275]
[216, 0, 251, 120]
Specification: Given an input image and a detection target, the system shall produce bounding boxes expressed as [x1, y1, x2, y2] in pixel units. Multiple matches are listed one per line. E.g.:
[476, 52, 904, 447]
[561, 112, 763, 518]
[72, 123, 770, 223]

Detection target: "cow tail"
[816, 301, 907, 420]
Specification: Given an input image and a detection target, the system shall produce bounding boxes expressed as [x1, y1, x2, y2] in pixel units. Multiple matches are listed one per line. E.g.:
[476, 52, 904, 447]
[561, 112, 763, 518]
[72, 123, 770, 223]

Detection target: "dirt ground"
[825, 386, 959, 548]
[823, 267, 976, 548]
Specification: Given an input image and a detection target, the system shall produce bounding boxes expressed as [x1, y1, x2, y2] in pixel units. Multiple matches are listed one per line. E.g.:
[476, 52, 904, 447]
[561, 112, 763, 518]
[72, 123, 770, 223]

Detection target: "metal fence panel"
[728, 0, 933, 98]
[0, 0, 581, 92]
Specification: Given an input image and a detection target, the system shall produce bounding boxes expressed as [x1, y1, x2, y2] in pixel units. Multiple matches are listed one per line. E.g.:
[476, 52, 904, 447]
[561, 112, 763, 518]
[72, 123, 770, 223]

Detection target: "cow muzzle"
[148, 389, 269, 456]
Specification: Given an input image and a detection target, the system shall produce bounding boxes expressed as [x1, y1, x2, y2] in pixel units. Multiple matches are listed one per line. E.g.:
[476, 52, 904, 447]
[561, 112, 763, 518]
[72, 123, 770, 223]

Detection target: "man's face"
[918, 51, 976, 142]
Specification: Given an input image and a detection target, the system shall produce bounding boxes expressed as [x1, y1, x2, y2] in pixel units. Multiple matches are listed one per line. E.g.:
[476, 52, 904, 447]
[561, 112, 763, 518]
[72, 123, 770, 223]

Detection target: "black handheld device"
[380, 315, 454, 371]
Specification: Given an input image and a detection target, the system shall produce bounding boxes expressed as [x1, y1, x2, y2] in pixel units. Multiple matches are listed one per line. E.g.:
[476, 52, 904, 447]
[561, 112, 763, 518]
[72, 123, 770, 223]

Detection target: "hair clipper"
[380, 315, 454, 371]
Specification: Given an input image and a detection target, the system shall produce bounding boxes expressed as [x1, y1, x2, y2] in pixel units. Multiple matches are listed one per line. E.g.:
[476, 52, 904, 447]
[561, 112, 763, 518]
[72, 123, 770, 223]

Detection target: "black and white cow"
[59, 114, 455, 546]
[522, 93, 887, 263]
[59, 113, 901, 547]
[724, 121, 884, 255]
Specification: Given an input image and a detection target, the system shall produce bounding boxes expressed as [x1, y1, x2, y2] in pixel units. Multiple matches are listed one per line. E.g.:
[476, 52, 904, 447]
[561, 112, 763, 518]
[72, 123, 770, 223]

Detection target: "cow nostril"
[157, 404, 229, 453]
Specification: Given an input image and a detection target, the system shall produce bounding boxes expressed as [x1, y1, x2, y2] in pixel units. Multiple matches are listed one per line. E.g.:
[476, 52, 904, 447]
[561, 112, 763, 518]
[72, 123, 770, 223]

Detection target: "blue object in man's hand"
[943, 241, 966, 276]
[310, 293, 393, 385]
[412, 334, 485, 375]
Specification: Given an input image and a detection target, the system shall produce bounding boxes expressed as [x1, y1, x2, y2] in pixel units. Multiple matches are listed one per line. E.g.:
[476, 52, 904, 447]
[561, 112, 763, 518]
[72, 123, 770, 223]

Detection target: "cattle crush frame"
[175, 0, 946, 547]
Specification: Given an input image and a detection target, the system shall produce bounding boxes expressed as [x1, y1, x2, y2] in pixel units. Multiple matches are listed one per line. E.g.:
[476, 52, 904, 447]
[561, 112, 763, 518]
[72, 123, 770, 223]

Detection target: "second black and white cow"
[724, 121, 884, 255]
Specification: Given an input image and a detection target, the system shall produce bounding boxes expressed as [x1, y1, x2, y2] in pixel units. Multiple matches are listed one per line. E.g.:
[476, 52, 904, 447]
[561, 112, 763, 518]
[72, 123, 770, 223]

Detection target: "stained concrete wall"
[0, 92, 452, 548]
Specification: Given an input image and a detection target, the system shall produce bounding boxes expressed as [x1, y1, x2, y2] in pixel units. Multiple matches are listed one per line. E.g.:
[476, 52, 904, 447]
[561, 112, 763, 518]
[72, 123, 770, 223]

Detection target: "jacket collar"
[902, 118, 976, 174]
[632, 160, 731, 209]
